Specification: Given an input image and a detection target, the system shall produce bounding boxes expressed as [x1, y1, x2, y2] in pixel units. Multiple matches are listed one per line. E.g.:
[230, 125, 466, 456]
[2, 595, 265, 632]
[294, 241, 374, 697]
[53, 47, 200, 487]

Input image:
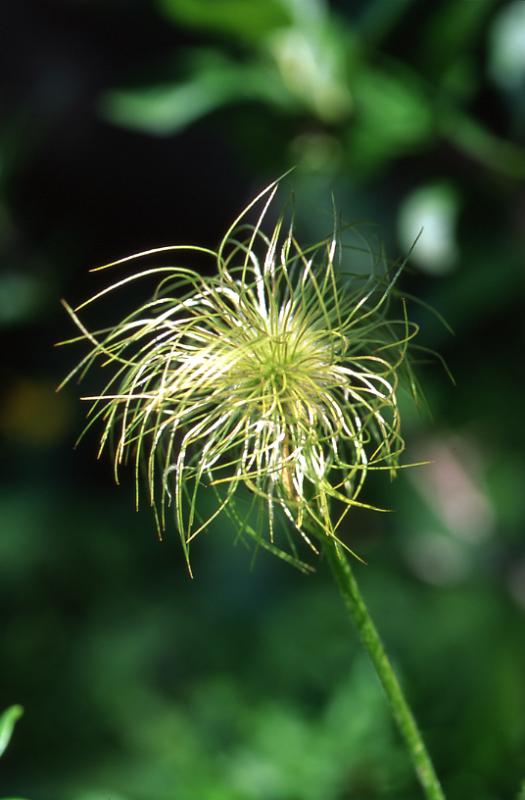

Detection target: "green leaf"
[157, 0, 291, 42]
[517, 780, 525, 800]
[101, 51, 289, 135]
[349, 67, 432, 167]
[0, 705, 23, 759]
[266, 22, 354, 123]
[440, 109, 525, 180]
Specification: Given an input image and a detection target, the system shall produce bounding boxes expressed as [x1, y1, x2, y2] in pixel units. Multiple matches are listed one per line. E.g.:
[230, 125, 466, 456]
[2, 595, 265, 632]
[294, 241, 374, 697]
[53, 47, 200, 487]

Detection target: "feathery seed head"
[60, 179, 422, 572]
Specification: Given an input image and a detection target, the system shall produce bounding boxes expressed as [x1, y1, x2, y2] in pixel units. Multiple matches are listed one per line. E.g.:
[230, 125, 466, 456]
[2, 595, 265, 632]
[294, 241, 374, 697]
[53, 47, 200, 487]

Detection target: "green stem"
[325, 537, 446, 800]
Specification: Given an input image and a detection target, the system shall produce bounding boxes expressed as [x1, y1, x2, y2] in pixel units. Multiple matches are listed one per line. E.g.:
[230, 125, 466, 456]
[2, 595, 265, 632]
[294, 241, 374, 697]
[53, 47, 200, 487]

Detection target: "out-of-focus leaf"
[101, 51, 289, 135]
[103, 81, 228, 136]
[349, 67, 433, 167]
[489, 1, 525, 90]
[267, 23, 353, 123]
[398, 182, 460, 274]
[440, 109, 525, 179]
[420, 0, 497, 74]
[0, 705, 23, 758]
[516, 780, 525, 800]
[157, 0, 291, 42]
[104, 14, 355, 135]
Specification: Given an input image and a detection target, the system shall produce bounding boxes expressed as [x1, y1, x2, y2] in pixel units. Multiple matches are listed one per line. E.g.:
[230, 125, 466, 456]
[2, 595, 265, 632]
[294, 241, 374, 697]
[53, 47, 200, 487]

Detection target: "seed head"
[60, 179, 423, 572]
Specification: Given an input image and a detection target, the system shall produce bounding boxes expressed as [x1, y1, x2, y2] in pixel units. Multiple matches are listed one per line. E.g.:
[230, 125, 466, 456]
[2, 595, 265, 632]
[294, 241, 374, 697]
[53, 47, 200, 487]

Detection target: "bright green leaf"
[0, 705, 23, 759]
[266, 22, 353, 123]
[101, 51, 289, 135]
[103, 79, 233, 136]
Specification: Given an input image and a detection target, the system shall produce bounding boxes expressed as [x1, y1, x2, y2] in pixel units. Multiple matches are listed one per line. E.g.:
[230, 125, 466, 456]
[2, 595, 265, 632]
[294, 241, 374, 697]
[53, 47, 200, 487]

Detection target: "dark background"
[1, 2, 525, 798]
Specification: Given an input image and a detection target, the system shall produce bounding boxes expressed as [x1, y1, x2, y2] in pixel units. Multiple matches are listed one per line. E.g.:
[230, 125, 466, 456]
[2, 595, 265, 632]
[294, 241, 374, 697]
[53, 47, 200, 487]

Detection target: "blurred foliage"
[1, 0, 525, 798]
[0, 706, 23, 760]
[100, 0, 525, 181]
[0, 706, 26, 800]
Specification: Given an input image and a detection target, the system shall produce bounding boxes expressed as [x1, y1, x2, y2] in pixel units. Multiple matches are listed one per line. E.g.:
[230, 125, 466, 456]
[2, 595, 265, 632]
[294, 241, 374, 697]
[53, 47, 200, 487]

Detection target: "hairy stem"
[325, 537, 446, 800]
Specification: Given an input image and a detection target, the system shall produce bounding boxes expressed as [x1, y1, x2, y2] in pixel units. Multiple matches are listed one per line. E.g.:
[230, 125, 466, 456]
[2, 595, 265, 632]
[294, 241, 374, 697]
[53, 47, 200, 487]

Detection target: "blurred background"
[1, 1, 525, 798]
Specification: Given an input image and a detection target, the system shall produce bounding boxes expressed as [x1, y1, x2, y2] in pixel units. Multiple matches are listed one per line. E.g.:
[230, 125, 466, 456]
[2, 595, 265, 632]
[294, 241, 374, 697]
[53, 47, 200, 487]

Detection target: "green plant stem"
[325, 537, 446, 800]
